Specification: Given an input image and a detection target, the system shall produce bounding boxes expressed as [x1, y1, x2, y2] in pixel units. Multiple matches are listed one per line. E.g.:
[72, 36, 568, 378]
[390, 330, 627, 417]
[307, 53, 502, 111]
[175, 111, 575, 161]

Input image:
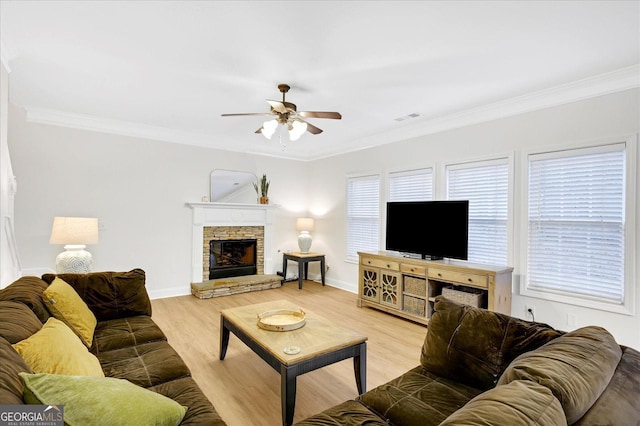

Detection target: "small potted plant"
[253, 174, 270, 204]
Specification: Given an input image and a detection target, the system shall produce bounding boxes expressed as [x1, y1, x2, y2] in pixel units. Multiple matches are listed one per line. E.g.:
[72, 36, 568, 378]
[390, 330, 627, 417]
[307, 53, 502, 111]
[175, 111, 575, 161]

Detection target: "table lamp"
[50, 217, 99, 273]
[296, 217, 314, 253]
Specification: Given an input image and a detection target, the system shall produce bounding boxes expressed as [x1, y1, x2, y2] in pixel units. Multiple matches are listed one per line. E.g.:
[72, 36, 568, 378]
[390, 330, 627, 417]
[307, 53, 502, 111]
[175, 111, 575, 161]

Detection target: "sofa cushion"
[21, 372, 187, 426]
[0, 301, 43, 344]
[92, 316, 167, 354]
[421, 296, 561, 390]
[43, 277, 97, 347]
[42, 269, 151, 321]
[149, 377, 227, 426]
[0, 337, 30, 404]
[358, 365, 483, 426]
[293, 400, 389, 426]
[97, 340, 191, 388]
[0, 276, 50, 323]
[574, 346, 640, 426]
[12, 317, 104, 377]
[440, 380, 567, 426]
[499, 326, 622, 425]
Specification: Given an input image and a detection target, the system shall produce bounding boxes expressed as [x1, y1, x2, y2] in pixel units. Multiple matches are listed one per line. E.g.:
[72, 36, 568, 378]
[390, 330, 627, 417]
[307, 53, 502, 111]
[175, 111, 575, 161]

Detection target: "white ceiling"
[1, 1, 639, 161]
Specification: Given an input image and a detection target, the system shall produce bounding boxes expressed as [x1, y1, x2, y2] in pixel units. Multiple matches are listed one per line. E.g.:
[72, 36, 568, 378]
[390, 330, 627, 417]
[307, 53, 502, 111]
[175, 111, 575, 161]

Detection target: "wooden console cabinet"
[358, 251, 513, 325]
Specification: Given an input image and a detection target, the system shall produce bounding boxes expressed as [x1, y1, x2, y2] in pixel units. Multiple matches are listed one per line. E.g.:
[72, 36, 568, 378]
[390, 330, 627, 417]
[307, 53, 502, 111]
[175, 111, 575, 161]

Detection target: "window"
[388, 168, 433, 202]
[446, 159, 510, 266]
[346, 175, 380, 260]
[526, 143, 627, 306]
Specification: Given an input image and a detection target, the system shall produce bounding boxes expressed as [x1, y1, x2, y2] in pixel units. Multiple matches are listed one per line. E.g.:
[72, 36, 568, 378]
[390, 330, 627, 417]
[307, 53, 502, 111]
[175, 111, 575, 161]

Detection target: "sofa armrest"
[42, 269, 151, 321]
[574, 346, 640, 425]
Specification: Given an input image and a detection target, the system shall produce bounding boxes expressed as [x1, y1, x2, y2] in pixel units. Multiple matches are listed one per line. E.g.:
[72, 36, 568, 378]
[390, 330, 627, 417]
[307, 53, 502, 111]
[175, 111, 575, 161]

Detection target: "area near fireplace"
[209, 238, 257, 280]
[202, 226, 263, 281]
[187, 202, 281, 298]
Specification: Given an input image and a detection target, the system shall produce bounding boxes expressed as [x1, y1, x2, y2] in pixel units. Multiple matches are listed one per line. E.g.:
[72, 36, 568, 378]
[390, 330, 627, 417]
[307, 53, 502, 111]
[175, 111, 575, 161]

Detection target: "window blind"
[527, 144, 625, 304]
[447, 160, 509, 266]
[347, 175, 380, 259]
[388, 168, 433, 202]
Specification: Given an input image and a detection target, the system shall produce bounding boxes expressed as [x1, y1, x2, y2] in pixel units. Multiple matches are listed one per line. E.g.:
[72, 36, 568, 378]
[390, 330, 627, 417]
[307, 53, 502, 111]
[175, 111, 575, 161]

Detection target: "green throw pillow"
[20, 373, 187, 426]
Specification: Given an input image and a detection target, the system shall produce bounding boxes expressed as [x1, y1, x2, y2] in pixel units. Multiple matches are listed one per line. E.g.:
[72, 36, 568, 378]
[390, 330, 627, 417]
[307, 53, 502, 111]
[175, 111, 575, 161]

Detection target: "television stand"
[357, 251, 513, 325]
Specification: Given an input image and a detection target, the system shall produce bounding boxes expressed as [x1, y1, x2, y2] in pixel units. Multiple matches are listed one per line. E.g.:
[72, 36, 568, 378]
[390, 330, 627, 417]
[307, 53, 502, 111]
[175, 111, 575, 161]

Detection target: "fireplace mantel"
[187, 202, 277, 283]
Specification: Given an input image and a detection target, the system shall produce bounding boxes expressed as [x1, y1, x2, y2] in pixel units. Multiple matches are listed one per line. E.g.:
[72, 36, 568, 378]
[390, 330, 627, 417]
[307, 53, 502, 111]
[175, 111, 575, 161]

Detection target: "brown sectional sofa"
[298, 297, 640, 425]
[0, 270, 226, 425]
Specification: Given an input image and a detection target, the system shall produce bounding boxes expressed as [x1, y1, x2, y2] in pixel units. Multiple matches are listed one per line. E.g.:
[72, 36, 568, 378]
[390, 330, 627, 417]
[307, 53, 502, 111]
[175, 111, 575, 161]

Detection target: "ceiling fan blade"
[299, 119, 323, 135]
[221, 112, 274, 117]
[266, 100, 288, 114]
[297, 111, 342, 120]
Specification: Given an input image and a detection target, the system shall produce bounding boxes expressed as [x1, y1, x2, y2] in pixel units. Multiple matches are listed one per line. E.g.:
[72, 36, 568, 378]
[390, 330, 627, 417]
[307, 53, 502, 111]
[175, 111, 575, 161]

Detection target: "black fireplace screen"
[209, 239, 257, 280]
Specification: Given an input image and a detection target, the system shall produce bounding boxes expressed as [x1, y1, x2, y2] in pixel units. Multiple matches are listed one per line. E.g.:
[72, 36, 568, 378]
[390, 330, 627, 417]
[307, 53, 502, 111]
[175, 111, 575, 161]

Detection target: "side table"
[282, 252, 325, 289]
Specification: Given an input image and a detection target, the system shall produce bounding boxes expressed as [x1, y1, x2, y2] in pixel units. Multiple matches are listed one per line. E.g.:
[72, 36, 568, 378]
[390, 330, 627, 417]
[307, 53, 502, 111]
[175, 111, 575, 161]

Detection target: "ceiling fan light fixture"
[222, 83, 340, 144]
[261, 119, 278, 139]
[289, 120, 307, 141]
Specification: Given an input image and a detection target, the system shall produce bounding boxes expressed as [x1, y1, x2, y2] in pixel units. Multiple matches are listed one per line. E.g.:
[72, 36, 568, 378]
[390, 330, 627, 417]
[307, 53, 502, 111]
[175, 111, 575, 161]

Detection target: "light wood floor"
[151, 281, 428, 426]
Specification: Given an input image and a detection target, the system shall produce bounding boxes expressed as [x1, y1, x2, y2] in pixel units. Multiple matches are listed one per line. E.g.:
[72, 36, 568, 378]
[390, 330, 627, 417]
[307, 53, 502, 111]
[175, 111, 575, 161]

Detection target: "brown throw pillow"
[0, 276, 51, 323]
[421, 296, 561, 390]
[0, 301, 43, 344]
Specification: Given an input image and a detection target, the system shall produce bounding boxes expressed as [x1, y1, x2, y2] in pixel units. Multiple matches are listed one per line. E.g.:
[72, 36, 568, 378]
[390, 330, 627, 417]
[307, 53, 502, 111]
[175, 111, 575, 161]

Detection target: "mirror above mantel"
[210, 170, 257, 203]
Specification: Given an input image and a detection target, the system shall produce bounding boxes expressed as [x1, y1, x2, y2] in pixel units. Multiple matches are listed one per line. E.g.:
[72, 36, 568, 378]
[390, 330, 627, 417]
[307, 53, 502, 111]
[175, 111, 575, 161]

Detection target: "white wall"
[0, 61, 20, 287]
[308, 89, 640, 348]
[8, 104, 310, 298]
[8, 86, 639, 348]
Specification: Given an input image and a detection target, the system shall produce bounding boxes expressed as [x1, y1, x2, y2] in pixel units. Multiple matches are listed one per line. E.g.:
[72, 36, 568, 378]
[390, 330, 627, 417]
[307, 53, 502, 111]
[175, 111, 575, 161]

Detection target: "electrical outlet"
[525, 305, 536, 321]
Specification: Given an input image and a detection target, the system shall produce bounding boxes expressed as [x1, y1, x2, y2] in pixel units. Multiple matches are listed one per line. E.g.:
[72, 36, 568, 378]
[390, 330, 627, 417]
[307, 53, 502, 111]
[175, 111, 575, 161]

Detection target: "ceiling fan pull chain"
[279, 126, 287, 150]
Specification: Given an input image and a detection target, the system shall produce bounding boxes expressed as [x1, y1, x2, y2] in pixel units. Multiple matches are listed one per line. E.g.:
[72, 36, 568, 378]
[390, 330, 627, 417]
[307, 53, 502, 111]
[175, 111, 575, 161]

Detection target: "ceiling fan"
[221, 84, 342, 141]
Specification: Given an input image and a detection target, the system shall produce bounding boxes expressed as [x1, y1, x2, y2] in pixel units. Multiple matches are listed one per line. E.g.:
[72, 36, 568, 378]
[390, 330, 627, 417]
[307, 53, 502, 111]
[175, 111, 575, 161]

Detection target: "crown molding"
[24, 65, 639, 162]
[334, 64, 640, 158]
[24, 107, 305, 160]
[25, 107, 216, 146]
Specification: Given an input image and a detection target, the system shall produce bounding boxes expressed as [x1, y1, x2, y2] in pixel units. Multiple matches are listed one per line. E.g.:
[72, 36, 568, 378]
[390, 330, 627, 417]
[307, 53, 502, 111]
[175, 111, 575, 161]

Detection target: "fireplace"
[209, 239, 257, 280]
[188, 202, 275, 283]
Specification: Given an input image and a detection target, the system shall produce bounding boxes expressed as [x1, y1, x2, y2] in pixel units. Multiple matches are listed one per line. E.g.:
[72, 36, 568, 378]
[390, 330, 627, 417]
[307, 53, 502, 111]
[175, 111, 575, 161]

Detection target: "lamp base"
[297, 231, 312, 253]
[56, 245, 93, 273]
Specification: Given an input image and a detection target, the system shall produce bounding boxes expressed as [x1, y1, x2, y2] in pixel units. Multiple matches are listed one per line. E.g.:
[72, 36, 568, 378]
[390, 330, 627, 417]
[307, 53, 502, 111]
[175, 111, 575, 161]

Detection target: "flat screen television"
[385, 200, 469, 260]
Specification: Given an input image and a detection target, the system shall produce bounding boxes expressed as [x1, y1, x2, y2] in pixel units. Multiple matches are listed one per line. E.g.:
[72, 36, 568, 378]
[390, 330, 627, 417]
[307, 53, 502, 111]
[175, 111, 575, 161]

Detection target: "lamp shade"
[296, 218, 314, 232]
[288, 120, 307, 141]
[50, 217, 99, 245]
[261, 119, 278, 140]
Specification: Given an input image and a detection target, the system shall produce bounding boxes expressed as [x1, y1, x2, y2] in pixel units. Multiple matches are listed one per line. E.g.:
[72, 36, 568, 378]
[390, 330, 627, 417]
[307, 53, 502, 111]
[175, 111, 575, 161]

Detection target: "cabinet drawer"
[400, 263, 426, 276]
[361, 257, 400, 271]
[428, 268, 488, 288]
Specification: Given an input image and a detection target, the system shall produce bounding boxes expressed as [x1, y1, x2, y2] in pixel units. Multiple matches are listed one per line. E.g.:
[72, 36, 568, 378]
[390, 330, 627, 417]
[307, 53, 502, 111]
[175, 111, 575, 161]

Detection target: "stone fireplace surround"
[187, 202, 276, 283]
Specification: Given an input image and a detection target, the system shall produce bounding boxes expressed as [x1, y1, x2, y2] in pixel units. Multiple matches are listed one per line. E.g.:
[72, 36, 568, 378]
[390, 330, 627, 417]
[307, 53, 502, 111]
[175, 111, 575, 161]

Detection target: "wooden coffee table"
[220, 300, 367, 426]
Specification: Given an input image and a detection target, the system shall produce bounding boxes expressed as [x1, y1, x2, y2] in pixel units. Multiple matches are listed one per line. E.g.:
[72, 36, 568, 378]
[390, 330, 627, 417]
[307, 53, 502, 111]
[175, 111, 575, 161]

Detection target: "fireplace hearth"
[209, 239, 257, 280]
